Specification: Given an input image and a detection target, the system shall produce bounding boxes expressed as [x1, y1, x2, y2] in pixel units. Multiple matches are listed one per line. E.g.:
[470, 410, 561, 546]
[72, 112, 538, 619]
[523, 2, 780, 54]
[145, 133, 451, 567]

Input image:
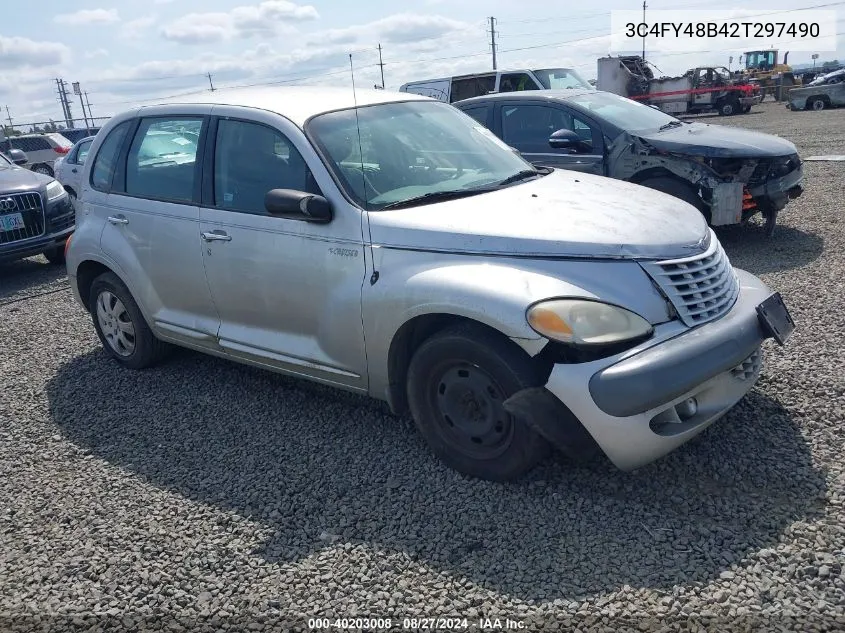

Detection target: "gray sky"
[1, 0, 842, 126]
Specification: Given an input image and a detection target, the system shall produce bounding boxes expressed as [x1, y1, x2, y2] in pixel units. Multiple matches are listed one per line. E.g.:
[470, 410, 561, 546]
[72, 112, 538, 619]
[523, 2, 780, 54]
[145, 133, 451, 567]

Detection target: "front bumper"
[519, 269, 778, 471]
[748, 162, 804, 212]
[0, 226, 73, 263]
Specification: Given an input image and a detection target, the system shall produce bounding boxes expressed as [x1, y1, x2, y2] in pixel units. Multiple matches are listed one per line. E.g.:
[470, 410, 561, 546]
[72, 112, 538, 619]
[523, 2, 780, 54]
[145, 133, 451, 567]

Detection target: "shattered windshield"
[565, 91, 681, 132]
[308, 100, 539, 210]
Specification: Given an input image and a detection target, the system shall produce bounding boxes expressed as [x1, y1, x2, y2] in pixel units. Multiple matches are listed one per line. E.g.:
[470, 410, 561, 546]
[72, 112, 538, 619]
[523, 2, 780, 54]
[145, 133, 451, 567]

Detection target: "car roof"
[456, 88, 597, 106]
[136, 86, 433, 127]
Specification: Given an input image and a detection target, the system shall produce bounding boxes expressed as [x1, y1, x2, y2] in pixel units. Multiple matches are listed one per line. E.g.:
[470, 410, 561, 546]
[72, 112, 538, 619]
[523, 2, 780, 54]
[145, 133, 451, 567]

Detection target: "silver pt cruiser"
[65, 87, 795, 481]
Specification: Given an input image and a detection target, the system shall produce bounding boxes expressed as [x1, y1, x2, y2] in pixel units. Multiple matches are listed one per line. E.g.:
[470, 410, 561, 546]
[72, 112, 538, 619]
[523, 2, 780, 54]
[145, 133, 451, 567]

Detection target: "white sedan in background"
[54, 136, 95, 210]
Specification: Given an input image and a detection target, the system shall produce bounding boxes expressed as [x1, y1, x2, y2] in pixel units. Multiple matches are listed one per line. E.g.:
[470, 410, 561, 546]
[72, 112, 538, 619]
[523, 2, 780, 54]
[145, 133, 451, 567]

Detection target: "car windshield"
[533, 68, 592, 90]
[307, 100, 537, 210]
[565, 91, 681, 131]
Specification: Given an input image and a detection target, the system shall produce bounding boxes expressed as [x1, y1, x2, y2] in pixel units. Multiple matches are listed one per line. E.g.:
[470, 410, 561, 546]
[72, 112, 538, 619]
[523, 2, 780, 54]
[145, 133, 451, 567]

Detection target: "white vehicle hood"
[367, 169, 710, 260]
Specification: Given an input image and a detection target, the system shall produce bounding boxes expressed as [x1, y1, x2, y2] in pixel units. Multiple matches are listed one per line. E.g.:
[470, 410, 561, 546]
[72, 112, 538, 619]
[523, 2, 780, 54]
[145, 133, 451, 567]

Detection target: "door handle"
[201, 231, 232, 242]
[71, 168, 78, 173]
[107, 215, 129, 225]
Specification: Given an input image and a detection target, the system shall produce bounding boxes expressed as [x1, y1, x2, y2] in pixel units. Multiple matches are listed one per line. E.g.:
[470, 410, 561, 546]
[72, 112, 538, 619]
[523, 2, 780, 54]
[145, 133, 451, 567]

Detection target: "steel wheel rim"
[96, 290, 136, 357]
[430, 361, 514, 460]
[812, 100, 825, 110]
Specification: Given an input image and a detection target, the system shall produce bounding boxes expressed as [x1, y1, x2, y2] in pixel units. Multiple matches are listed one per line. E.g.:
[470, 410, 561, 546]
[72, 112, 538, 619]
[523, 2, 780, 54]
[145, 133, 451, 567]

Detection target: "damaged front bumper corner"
[504, 269, 777, 471]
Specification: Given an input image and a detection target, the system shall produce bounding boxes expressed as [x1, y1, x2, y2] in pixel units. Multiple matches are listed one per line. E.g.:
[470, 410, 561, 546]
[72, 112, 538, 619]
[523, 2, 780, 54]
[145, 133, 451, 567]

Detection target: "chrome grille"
[732, 348, 762, 382]
[641, 231, 739, 327]
[0, 192, 45, 245]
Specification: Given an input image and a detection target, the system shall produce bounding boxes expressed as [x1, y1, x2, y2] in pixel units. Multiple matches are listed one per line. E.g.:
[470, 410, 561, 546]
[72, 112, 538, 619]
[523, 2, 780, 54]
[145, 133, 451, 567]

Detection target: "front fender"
[363, 247, 671, 400]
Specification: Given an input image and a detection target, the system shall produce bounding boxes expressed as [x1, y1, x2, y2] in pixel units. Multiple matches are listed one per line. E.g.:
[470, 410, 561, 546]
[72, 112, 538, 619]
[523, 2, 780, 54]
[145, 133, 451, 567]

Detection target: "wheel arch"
[385, 313, 547, 416]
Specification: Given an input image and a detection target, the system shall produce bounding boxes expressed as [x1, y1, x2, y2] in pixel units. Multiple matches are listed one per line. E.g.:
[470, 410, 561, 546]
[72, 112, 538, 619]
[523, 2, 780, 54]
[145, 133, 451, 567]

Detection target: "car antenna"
[349, 53, 379, 285]
[348, 54, 370, 214]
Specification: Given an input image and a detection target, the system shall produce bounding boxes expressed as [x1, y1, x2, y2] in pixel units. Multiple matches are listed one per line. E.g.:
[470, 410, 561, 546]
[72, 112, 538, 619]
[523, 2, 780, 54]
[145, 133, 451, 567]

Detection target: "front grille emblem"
[0, 198, 17, 212]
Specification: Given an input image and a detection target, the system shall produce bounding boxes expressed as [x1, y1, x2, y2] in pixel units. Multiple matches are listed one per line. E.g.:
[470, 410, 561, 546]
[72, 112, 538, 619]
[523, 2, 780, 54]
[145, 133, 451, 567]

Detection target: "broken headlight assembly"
[527, 299, 654, 347]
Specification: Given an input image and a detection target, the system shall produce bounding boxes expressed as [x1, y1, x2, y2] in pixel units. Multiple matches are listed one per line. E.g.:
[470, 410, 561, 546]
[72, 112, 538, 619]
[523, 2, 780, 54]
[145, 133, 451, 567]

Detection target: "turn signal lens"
[527, 299, 653, 346]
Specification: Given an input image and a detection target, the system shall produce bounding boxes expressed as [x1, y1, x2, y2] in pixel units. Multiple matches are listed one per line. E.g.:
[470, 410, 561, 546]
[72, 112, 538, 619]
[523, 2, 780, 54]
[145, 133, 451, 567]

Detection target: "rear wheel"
[32, 164, 53, 177]
[89, 272, 170, 369]
[406, 323, 550, 481]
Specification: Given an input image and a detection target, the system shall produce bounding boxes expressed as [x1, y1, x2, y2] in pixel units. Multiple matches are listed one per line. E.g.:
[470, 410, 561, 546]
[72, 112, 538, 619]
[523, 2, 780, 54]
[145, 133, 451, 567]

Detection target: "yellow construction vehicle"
[740, 50, 801, 101]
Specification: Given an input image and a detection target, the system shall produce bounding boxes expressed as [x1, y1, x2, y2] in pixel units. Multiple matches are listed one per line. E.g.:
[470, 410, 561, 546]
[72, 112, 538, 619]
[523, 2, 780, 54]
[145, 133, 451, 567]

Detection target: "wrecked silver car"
[457, 89, 804, 236]
[787, 71, 845, 111]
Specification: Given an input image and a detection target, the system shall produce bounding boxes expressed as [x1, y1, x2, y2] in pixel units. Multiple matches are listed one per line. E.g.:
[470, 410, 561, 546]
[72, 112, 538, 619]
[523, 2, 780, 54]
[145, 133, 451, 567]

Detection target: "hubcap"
[432, 363, 513, 459]
[95, 291, 136, 357]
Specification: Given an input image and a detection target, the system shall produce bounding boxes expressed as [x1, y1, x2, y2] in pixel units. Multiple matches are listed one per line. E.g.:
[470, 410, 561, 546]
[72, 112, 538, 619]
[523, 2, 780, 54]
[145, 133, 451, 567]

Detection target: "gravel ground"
[1, 101, 844, 632]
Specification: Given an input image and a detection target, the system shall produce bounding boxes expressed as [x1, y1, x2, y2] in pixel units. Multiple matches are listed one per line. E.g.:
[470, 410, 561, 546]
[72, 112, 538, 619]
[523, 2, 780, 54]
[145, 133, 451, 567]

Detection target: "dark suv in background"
[0, 148, 75, 265]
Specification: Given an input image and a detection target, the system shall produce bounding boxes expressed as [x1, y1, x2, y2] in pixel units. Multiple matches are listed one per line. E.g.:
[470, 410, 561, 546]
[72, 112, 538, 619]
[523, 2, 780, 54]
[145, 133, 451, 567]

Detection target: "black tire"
[43, 245, 65, 265]
[406, 323, 550, 481]
[808, 97, 827, 111]
[88, 271, 170, 370]
[638, 176, 709, 222]
[32, 164, 54, 177]
[718, 99, 739, 116]
[742, 105, 752, 114]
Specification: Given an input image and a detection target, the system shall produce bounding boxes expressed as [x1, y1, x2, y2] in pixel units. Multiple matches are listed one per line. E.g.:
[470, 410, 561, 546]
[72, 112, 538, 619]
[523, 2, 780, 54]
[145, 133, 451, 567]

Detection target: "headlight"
[527, 299, 653, 346]
[45, 180, 67, 201]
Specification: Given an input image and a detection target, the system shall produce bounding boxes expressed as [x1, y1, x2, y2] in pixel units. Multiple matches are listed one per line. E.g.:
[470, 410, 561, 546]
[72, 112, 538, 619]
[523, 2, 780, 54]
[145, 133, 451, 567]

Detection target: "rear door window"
[450, 75, 495, 102]
[125, 118, 202, 203]
[499, 73, 539, 93]
[91, 122, 132, 191]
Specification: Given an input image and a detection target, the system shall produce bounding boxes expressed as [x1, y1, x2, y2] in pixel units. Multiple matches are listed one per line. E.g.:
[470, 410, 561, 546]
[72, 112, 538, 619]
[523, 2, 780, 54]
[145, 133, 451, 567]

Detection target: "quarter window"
[213, 119, 316, 215]
[126, 118, 202, 202]
[91, 121, 132, 191]
[460, 105, 489, 125]
[76, 140, 93, 164]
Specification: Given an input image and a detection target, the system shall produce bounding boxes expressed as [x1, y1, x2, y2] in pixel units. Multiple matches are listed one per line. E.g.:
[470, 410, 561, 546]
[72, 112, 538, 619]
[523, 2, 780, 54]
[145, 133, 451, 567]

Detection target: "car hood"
[367, 169, 709, 260]
[0, 166, 51, 193]
[636, 122, 798, 158]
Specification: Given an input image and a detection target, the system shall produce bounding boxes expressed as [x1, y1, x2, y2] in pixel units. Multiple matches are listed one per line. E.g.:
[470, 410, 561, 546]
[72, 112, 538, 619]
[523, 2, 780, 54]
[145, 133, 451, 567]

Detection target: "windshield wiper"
[496, 169, 543, 187]
[380, 189, 490, 210]
[658, 120, 684, 131]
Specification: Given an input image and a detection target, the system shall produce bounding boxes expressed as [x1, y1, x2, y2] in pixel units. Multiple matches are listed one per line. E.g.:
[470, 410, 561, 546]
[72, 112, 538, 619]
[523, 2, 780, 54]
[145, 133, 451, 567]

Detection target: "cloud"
[122, 15, 158, 39]
[84, 48, 110, 60]
[316, 13, 474, 48]
[162, 0, 319, 44]
[54, 9, 120, 26]
[0, 36, 69, 69]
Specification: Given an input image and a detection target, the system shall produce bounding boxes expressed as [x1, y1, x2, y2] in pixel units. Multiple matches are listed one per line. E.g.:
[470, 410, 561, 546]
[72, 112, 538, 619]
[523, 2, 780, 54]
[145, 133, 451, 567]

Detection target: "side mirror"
[548, 129, 580, 149]
[7, 149, 28, 166]
[264, 189, 333, 223]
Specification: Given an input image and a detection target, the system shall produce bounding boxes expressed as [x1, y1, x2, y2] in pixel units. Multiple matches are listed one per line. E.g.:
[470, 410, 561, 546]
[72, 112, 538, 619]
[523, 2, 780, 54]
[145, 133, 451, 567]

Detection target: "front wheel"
[718, 99, 739, 116]
[638, 176, 710, 223]
[809, 97, 827, 111]
[43, 245, 65, 265]
[406, 324, 550, 481]
[89, 272, 170, 369]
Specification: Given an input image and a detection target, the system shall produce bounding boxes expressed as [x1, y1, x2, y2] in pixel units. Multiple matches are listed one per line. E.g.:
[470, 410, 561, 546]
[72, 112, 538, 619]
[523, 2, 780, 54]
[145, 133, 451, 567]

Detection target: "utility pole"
[84, 92, 94, 122]
[54, 79, 74, 128]
[489, 16, 497, 70]
[4, 105, 12, 128]
[642, 1, 647, 61]
[72, 82, 90, 129]
[207, 73, 215, 91]
[377, 43, 385, 89]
